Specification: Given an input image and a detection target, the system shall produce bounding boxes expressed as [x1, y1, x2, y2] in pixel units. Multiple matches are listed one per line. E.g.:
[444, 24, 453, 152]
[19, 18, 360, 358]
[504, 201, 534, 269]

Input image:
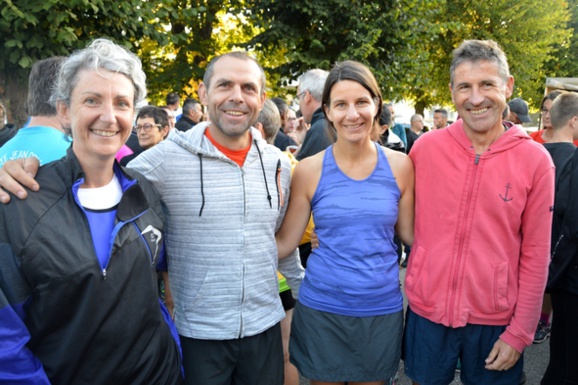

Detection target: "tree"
[398, 0, 571, 113]
[2, 0, 572, 124]
[543, 0, 578, 90]
[136, 0, 256, 106]
[243, 0, 421, 98]
[0, 0, 171, 125]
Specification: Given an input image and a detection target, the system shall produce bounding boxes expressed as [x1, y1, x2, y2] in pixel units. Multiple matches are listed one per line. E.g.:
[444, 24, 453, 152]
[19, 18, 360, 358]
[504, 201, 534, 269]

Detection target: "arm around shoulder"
[0, 157, 41, 204]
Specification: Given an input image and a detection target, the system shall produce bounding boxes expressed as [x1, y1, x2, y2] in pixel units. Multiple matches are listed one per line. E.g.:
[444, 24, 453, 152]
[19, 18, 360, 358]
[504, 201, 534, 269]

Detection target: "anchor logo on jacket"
[500, 183, 513, 202]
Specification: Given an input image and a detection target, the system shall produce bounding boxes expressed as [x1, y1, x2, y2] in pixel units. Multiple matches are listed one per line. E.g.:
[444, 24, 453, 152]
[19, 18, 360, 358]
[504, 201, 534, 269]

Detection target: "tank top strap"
[374, 141, 396, 181]
[322, 144, 336, 170]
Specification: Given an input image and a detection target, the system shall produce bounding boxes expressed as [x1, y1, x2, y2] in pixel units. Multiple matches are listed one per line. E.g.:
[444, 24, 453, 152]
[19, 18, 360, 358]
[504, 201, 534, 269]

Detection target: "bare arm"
[276, 156, 321, 259]
[385, 148, 415, 246]
[0, 158, 41, 203]
[161, 271, 174, 319]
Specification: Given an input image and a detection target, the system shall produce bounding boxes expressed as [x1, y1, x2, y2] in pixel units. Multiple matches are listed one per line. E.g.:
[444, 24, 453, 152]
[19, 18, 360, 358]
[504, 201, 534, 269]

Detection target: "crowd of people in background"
[0, 36, 577, 385]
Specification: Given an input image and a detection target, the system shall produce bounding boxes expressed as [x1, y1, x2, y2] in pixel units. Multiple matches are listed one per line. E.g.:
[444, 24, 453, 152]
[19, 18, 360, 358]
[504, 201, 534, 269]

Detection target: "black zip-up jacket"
[549, 148, 578, 294]
[0, 148, 181, 384]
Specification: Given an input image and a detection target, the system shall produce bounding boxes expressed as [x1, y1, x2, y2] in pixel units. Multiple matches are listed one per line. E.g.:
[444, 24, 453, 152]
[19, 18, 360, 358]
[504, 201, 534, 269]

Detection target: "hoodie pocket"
[493, 262, 509, 311]
[405, 246, 427, 295]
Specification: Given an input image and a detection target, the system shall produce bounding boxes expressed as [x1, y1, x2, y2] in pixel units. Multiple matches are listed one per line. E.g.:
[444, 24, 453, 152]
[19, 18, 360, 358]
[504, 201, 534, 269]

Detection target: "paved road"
[299, 267, 550, 385]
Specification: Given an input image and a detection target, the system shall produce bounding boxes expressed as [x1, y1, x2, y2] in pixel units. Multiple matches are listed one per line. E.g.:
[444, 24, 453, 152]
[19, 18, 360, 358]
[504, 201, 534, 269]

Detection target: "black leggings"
[542, 289, 578, 385]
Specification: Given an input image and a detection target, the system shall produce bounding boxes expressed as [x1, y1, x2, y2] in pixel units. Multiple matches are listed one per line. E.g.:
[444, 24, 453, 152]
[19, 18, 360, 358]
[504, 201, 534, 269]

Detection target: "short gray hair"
[52, 38, 146, 107]
[410, 114, 424, 123]
[450, 40, 510, 87]
[298, 69, 329, 102]
[256, 99, 281, 144]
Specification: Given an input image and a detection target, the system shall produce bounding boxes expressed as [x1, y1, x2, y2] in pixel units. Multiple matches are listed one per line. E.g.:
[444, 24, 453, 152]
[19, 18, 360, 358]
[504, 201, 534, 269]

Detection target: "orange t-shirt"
[530, 129, 578, 146]
[205, 129, 251, 167]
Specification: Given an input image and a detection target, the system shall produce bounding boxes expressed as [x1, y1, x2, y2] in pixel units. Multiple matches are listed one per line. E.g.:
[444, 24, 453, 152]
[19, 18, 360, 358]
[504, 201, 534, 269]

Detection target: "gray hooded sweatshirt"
[128, 122, 303, 339]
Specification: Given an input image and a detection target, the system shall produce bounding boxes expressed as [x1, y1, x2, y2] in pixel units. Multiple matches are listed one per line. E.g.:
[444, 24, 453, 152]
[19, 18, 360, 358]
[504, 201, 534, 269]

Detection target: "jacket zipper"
[448, 153, 480, 326]
[240, 168, 246, 338]
[102, 220, 127, 279]
[239, 262, 246, 338]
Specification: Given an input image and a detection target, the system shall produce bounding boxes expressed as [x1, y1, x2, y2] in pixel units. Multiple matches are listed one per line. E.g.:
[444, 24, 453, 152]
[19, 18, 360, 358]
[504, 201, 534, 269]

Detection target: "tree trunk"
[415, 99, 426, 117]
[1, 73, 28, 128]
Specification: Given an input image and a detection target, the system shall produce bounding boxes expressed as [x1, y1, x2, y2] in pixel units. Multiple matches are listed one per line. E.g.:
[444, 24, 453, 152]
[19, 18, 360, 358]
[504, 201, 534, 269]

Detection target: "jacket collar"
[311, 107, 325, 125]
[446, 119, 531, 155]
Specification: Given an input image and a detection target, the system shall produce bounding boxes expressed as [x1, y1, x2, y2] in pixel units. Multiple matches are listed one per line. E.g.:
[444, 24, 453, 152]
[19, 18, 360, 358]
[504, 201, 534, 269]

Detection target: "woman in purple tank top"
[276, 61, 415, 385]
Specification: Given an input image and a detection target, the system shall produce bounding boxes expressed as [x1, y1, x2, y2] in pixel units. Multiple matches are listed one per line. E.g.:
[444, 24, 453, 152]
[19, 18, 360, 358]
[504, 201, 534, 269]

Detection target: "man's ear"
[303, 90, 313, 106]
[198, 82, 208, 106]
[505, 76, 515, 99]
[254, 121, 265, 139]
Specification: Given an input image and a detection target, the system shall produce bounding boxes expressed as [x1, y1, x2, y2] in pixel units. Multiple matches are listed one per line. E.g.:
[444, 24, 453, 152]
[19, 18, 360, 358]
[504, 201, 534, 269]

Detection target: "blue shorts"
[403, 307, 523, 385]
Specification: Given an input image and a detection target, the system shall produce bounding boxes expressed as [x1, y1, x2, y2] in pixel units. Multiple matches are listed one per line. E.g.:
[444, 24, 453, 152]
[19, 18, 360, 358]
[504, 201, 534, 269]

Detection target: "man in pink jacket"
[403, 40, 555, 385]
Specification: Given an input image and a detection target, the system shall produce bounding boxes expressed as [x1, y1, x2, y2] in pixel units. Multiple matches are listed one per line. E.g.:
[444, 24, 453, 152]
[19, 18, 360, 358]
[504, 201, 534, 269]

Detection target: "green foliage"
[244, 0, 571, 111]
[391, 0, 571, 110]
[0, 0, 573, 123]
[137, 0, 253, 105]
[1, 0, 170, 70]
[0, 0, 171, 123]
[477, 0, 568, 108]
[543, 0, 578, 96]
[244, 0, 411, 97]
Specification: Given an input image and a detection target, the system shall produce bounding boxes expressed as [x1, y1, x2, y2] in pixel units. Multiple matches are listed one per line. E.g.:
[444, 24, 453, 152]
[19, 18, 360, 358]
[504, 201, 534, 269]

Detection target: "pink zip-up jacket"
[406, 120, 554, 353]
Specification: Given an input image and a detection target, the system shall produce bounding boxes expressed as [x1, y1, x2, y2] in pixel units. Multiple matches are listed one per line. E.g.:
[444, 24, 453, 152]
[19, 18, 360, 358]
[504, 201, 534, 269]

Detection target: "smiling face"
[198, 56, 265, 148]
[136, 117, 168, 149]
[451, 60, 513, 139]
[324, 80, 378, 144]
[60, 69, 134, 164]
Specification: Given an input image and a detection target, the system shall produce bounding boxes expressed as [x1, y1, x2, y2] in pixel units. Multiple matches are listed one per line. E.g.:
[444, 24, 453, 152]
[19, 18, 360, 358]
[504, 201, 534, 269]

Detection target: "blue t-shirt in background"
[0, 126, 71, 167]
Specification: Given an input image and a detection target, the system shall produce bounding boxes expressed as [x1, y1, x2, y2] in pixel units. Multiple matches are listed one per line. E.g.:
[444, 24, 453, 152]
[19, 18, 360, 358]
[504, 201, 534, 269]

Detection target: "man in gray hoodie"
[129, 52, 303, 385]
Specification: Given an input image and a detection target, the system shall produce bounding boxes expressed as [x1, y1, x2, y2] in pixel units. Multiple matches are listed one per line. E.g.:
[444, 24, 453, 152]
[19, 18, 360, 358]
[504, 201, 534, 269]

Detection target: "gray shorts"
[289, 301, 402, 382]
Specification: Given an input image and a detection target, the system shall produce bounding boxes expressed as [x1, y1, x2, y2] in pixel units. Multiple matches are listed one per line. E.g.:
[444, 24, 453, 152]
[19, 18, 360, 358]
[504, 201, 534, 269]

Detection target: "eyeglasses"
[134, 123, 161, 133]
[295, 91, 307, 105]
[541, 108, 550, 115]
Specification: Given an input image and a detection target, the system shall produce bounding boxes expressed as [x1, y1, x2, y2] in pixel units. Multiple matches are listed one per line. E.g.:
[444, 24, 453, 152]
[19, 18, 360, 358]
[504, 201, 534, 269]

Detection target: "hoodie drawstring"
[198, 153, 205, 216]
[255, 140, 273, 208]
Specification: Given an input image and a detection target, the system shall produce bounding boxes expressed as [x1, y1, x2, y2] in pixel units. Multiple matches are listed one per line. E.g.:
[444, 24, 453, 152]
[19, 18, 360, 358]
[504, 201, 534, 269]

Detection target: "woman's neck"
[75, 153, 116, 188]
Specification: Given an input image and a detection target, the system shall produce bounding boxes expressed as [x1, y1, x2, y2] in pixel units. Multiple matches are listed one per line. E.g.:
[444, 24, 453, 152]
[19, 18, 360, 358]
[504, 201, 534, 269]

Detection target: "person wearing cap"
[507, 98, 532, 125]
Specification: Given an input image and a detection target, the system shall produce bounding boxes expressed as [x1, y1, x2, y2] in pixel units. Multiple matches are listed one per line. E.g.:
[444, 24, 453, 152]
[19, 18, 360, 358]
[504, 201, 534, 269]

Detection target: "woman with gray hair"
[0, 39, 182, 384]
